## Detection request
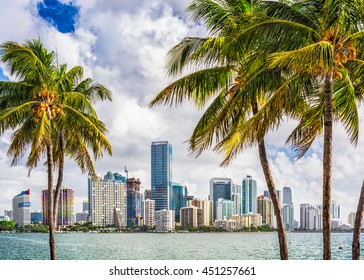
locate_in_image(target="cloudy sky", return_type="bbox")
[0,0,363,222]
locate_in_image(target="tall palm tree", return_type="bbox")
[149,0,309,260]
[230,0,364,259]
[0,39,112,260]
[352,180,364,260]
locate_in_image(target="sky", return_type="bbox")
[0,0,364,223]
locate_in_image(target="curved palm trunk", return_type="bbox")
[47,143,56,260]
[53,134,65,229]
[323,73,333,260]
[352,180,364,260]
[252,102,288,260]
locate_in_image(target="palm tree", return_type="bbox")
[352,180,364,260]
[0,39,112,259]
[149,0,308,260]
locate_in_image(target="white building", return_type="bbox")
[88,175,127,228]
[232,214,262,229]
[12,189,31,227]
[142,199,155,227]
[282,203,295,230]
[201,199,213,226]
[214,219,236,231]
[155,209,175,232]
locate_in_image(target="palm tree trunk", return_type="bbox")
[53,134,65,228]
[352,180,364,260]
[323,72,333,260]
[252,102,288,260]
[47,143,56,260]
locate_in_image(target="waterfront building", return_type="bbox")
[42,187,74,226]
[151,141,172,211]
[144,189,152,200]
[331,200,340,220]
[76,212,88,223]
[347,211,364,229]
[88,173,127,228]
[300,204,322,230]
[210,178,232,219]
[216,198,234,220]
[201,199,213,226]
[126,178,142,226]
[263,189,282,211]
[282,203,295,230]
[180,206,203,228]
[155,209,175,232]
[4,210,13,221]
[257,195,273,226]
[283,187,293,205]
[214,219,236,231]
[232,214,262,229]
[170,182,188,221]
[12,189,31,227]
[30,211,43,223]
[242,175,257,214]
[82,200,88,213]
[141,199,155,227]
[331,219,342,229]
[231,184,242,215]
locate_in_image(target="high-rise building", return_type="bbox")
[331,200,340,219]
[170,182,187,221]
[88,173,127,228]
[180,206,203,228]
[282,203,294,230]
[214,219,236,231]
[187,198,202,208]
[210,178,232,219]
[263,189,282,209]
[42,187,74,226]
[201,199,213,226]
[151,141,172,211]
[232,184,242,215]
[283,186,293,205]
[242,175,257,214]
[4,210,13,221]
[31,211,43,223]
[126,178,142,226]
[216,198,234,220]
[257,195,273,226]
[347,211,364,228]
[144,189,152,200]
[155,209,175,232]
[12,189,31,227]
[300,204,322,230]
[82,200,88,213]
[142,199,155,227]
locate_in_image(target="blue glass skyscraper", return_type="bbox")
[151,141,172,211]
[170,182,188,221]
[242,175,257,214]
[209,178,232,220]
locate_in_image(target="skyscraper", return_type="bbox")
[201,199,213,226]
[88,173,127,227]
[126,178,142,226]
[12,189,31,227]
[232,184,242,215]
[42,187,74,226]
[142,199,155,227]
[210,178,232,220]
[257,195,274,226]
[242,175,257,214]
[170,182,188,221]
[216,198,234,220]
[282,203,294,230]
[283,186,293,205]
[151,141,172,211]
[82,200,88,213]
[331,200,340,219]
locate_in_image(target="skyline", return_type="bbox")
[0,0,364,223]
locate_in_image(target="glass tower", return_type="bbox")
[241,175,257,214]
[209,178,232,220]
[151,141,172,211]
[170,182,188,221]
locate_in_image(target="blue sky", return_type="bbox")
[0,0,363,221]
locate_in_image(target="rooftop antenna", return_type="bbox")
[124,166,128,179]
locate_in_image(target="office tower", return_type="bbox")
[76,212,88,223]
[126,178,142,226]
[82,200,88,213]
[180,206,203,228]
[216,198,234,220]
[242,175,257,214]
[142,199,155,227]
[170,182,187,221]
[4,210,13,221]
[201,199,213,226]
[151,141,172,211]
[144,189,152,200]
[12,190,31,227]
[42,187,74,226]
[231,184,242,215]
[283,186,293,205]
[331,200,340,219]
[155,209,175,232]
[257,195,274,226]
[300,203,309,229]
[88,173,127,227]
[210,178,232,219]
[282,203,294,230]
[30,211,43,223]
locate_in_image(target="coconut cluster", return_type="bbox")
[31,89,63,123]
